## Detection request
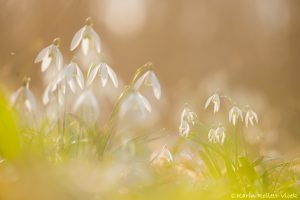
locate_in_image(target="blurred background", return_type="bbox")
[0,0,299,154]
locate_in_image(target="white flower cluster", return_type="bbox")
[204,92,258,127]
[204,91,259,144]
[11,18,162,125]
[177,91,259,145]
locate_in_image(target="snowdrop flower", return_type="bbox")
[43,62,84,105]
[73,90,99,123]
[245,109,258,127]
[179,120,190,137]
[62,61,84,91]
[119,92,151,118]
[134,70,161,100]
[180,105,197,125]
[150,145,173,166]
[70,17,101,55]
[204,92,220,113]
[34,38,63,72]
[179,105,197,137]
[11,77,37,112]
[208,126,226,144]
[43,76,65,105]
[229,106,243,126]
[86,62,118,87]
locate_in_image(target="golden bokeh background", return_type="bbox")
[0,0,299,153]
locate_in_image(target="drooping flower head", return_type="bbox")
[229,106,243,126]
[208,126,226,144]
[179,104,197,137]
[179,120,190,138]
[150,145,173,166]
[180,104,197,125]
[72,89,99,123]
[62,61,85,91]
[119,91,151,118]
[134,70,161,100]
[86,62,118,88]
[204,92,221,113]
[245,109,258,127]
[11,77,37,113]
[43,62,84,105]
[70,17,101,55]
[34,38,63,72]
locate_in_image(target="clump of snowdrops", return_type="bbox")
[0,18,299,200]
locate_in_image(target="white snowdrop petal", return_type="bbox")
[100,64,109,87]
[72,91,86,112]
[107,65,118,88]
[86,65,100,86]
[133,72,148,91]
[179,120,190,137]
[25,88,36,112]
[229,108,234,123]
[10,87,23,106]
[245,112,249,127]
[119,93,134,117]
[88,91,99,113]
[70,26,86,51]
[180,108,186,122]
[137,92,152,113]
[34,46,50,63]
[81,37,89,55]
[41,54,52,72]
[204,95,214,110]
[68,79,77,92]
[253,111,258,123]
[55,47,63,70]
[43,83,52,105]
[151,72,161,99]
[25,99,32,112]
[75,65,84,89]
[90,27,101,53]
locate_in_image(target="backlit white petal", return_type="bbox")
[90,27,101,53]
[43,83,52,105]
[204,95,214,110]
[41,54,52,72]
[133,72,148,91]
[34,46,50,63]
[68,79,77,92]
[86,64,100,86]
[10,87,23,106]
[73,90,100,123]
[55,47,63,70]
[179,120,190,137]
[137,92,151,113]
[107,65,118,88]
[229,107,234,123]
[245,113,249,127]
[99,63,109,87]
[75,65,84,89]
[253,111,258,123]
[25,88,36,112]
[70,26,86,51]
[150,72,161,99]
[81,37,89,55]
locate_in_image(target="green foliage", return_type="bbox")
[0,90,20,160]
